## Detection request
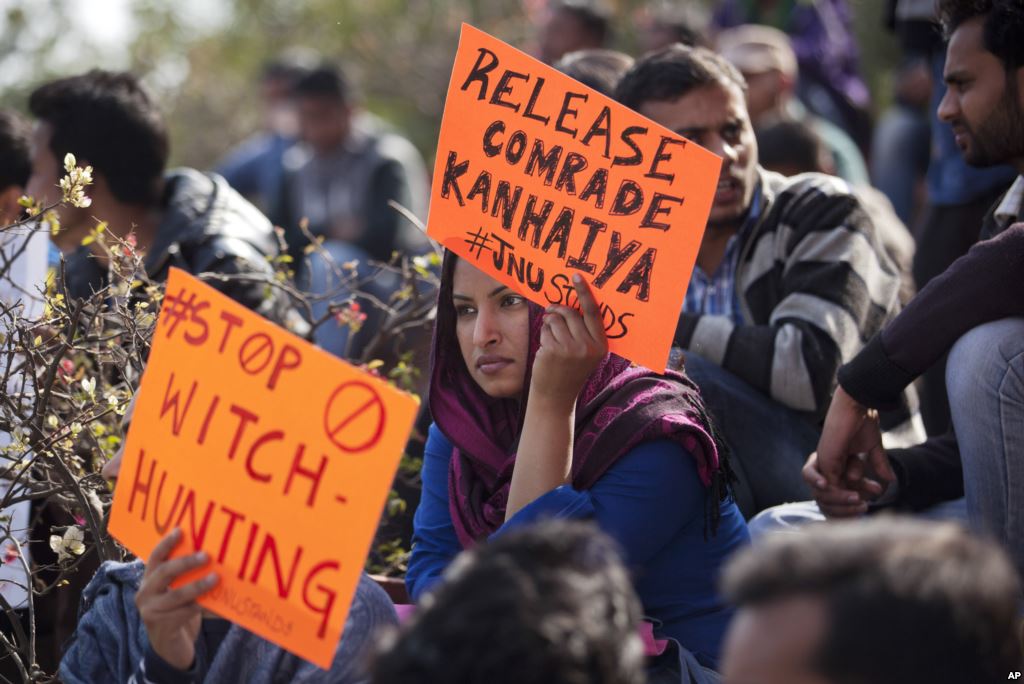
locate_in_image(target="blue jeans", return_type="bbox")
[946,318,1024,580]
[683,353,819,519]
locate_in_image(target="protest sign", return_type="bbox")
[108,268,419,668]
[427,24,721,370]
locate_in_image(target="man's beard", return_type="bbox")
[962,81,1024,167]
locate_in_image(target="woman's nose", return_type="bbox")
[472,308,500,348]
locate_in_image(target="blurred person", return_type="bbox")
[614,46,921,518]
[405,253,749,675]
[374,521,647,684]
[803,0,1024,582]
[270,62,428,357]
[636,1,710,52]
[537,0,612,65]
[553,49,634,96]
[0,109,49,682]
[61,401,397,683]
[721,518,1022,684]
[757,120,915,304]
[216,49,318,212]
[711,0,873,152]
[26,70,297,326]
[716,24,869,186]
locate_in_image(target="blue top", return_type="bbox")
[407,423,751,668]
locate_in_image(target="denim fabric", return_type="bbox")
[746,498,969,540]
[682,352,819,518]
[946,318,1024,580]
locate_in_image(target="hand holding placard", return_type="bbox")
[427,24,721,370]
[108,268,419,669]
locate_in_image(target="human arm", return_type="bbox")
[676,187,902,415]
[839,222,1024,410]
[406,424,464,602]
[356,160,408,263]
[505,275,607,520]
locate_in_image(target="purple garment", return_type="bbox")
[713,0,869,110]
[429,252,730,547]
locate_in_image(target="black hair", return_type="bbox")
[372,521,646,684]
[554,49,635,96]
[723,518,1022,684]
[0,110,31,191]
[261,48,319,85]
[29,70,168,207]
[938,0,1024,70]
[292,64,353,104]
[645,2,710,48]
[614,44,746,111]
[756,120,831,175]
[551,0,613,46]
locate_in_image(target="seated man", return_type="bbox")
[26,70,297,328]
[720,518,1021,684]
[613,46,921,517]
[371,520,647,684]
[806,0,1024,578]
[61,401,397,683]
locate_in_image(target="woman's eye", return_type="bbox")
[455,305,475,317]
[502,294,525,307]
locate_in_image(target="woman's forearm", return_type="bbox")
[505,393,575,520]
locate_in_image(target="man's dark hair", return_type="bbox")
[723,518,1022,684]
[552,0,612,46]
[938,0,1024,70]
[261,48,318,85]
[372,521,645,684]
[292,64,353,104]
[614,44,746,111]
[0,110,31,191]
[29,70,168,207]
[554,49,635,96]
[756,120,830,174]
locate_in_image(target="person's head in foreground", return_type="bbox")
[27,69,169,251]
[614,45,757,236]
[373,520,645,684]
[537,0,612,65]
[553,49,635,97]
[0,110,32,225]
[720,518,1022,684]
[937,0,1024,170]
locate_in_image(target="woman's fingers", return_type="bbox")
[571,274,606,344]
[145,550,211,595]
[543,310,573,346]
[144,528,183,576]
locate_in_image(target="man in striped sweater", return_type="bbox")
[615,46,922,518]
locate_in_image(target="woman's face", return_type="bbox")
[452,259,530,399]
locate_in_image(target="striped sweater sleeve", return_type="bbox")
[677,176,902,417]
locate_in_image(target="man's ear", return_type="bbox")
[0,185,25,226]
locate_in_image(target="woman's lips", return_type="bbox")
[476,356,513,375]
[715,177,741,204]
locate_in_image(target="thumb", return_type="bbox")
[867,443,896,485]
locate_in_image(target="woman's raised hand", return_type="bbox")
[531,274,608,408]
[135,528,219,671]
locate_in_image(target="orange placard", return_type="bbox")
[427,24,721,371]
[108,268,419,669]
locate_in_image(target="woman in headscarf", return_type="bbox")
[406,253,749,672]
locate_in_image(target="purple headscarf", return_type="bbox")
[429,252,733,548]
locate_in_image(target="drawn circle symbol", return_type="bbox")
[323,381,387,453]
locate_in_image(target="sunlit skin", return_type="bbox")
[721,596,833,684]
[938,17,1024,171]
[639,82,760,274]
[452,258,531,399]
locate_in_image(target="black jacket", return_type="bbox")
[63,168,297,327]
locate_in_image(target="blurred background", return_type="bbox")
[0,0,900,173]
